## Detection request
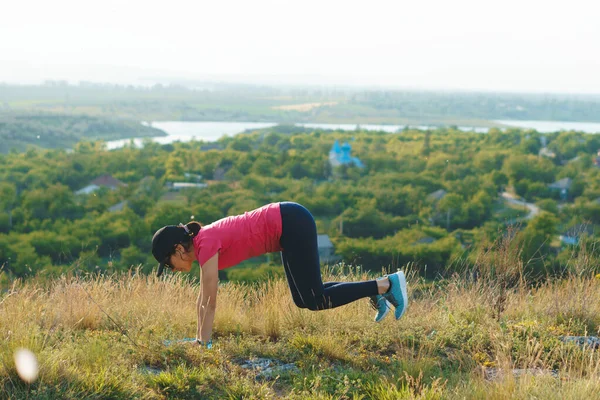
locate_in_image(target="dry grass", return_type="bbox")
[1,257,600,398]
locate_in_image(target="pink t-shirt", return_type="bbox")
[193,203,283,270]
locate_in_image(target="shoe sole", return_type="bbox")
[374,299,393,322]
[396,271,408,320]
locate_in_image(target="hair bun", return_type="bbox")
[186,221,202,238]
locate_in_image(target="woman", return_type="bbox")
[151,202,408,348]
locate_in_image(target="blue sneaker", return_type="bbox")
[383,271,408,320]
[370,295,393,322]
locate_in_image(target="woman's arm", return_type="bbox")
[197,253,219,343]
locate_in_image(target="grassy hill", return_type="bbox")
[2,250,600,399]
[0,113,166,153]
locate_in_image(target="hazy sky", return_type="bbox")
[2,0,599,93]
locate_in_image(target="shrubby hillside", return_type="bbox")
[1,125,599,283]
[0,113,165,153]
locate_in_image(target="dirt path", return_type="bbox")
[501,192,540,220]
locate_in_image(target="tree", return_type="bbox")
[490,171,508,192]
[514,179,530,198]
[120,245,147,270]
[474,151,506,174]
[437,193,463,230]
[21,184,82,221]
[520,136,542,155]
[165,154,185,181]
[519,213,558,276]
[128,194,155,217]
[421,130,431,156]
[251,157,273,176]
[464,191,493,228]
[0,182,17,230]
[504,154,555,184]
[7,240,52,277]
[536,199,558,214]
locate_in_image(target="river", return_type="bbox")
[105,120,600,150]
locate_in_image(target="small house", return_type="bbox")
[108,201,128,213]
[415,236,436,245]
[329,141,364,169]
[170,182,208,190]
[539,147,556,159]
[75,174,126,195]
[427,189,447,203]
[317,234,341,264]
[560,224,596,246]
[184,173,203,182]
[548,178,572,201]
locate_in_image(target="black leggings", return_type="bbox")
[279,202,378,310]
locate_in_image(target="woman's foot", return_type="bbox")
[370,295,392,322]
[382,271,408,320]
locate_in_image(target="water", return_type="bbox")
[299,123,489,133]
[104,120,600,150]
[494,120,600,133]
[106,121,277,150]
[105,121,488,150]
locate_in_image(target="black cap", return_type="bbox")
[152,225,186,277]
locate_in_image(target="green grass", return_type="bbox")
[1,257,600,399]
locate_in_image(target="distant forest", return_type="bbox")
[2,82,600,125]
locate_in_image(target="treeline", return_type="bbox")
[352,91,600,122]
[0,114,165,153]
[1,125,600,283]
[3,83,600,124]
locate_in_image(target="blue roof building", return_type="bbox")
[329,140,364,168]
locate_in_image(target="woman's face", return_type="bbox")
[168,244,194,273]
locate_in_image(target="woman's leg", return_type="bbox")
[281,252,306,308]
[279,202,379,310]
[281,251,343,309]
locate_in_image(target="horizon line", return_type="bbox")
[2,79,600,97]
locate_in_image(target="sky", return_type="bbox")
[1,0,599,93]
